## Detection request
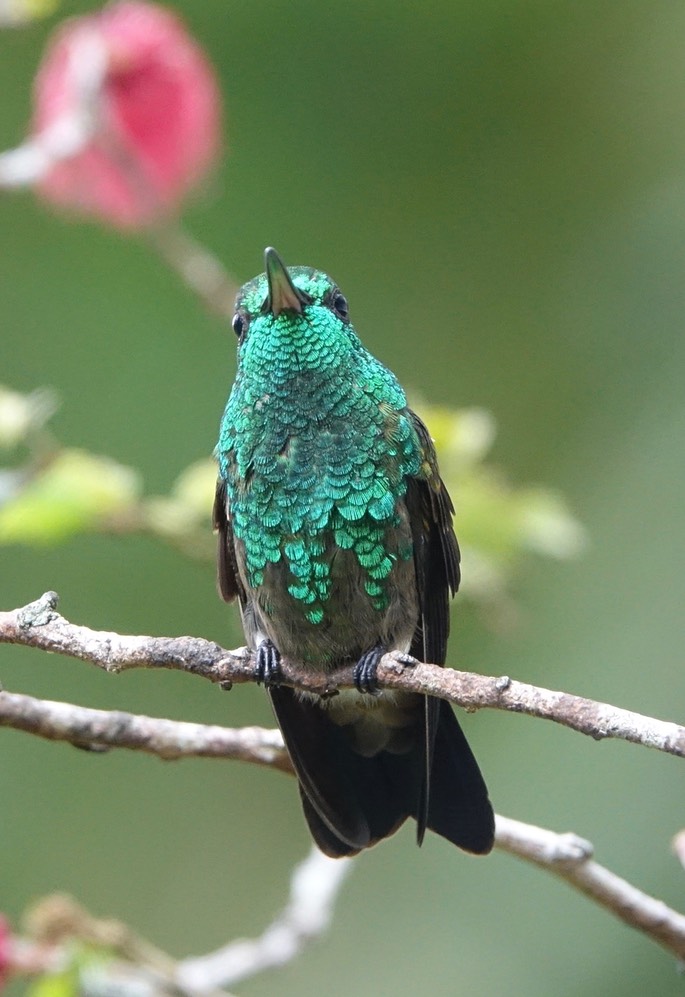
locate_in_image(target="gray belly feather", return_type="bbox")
[235,529,422,758]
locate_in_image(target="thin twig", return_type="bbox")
[1,592,684,759]
[496,816,685,961]
[11,817,685,986]
[19,893,235,997]
[0,689,291,772]
[145,222,239,320]
[5,849,352,995]
[177,847,354,992]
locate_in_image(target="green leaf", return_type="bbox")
[0,449,141,544]
[27,968,78,997]
[143,458,215,537]
[413,400,586,620]
[0,0,59,28]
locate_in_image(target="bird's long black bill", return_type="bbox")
[264,247,310,316]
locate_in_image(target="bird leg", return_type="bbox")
[353,644,385,695]
[255,639,282,687]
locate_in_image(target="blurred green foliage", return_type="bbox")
[0,0,58,28]
[2,2,685,996]
[0,447,141,544]
[28,954,90,997]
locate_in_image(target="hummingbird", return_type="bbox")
[214,248,495,857]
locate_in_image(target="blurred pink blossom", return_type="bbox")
[0,915,11,990]
[31,1,222,228]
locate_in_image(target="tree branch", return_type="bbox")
[3,593,685,969]
[177,846,353,992]
[13,848,352,997]
[2,591,684,759]
[496,816,685,961]
[0,689,291,773]
[11,820,685,990]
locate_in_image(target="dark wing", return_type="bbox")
[405,409,460,668]
[212,478,243,604]
[405,410,493,854]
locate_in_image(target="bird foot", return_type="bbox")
[390,650,419,669]
[255,640,282,687]
[353,644,385,695]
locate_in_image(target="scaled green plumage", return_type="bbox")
[217,266,421,624]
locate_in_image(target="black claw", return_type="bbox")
[353,645,384,695]
[255,640,282,687]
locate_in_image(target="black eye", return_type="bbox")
[232,313,246,339]
[332,291,349,320]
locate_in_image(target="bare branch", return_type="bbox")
[18,893,235,997]
[145,222,238,320]
[177,847,354,992]
[7,849,353,996]
[672,830,685,873]
[3,594,685,970]
[2,592,685,759]
[496,816,685,961]
[0,690,291,773]
[11,818,685,989]
[0,592,251,681]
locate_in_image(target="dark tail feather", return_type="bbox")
[298,788,362,858]
[268,686,418,857]
[424,698,495,854]
[269,686,494,857]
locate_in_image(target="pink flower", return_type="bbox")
[0,915,11,990]
[31,1,222,228]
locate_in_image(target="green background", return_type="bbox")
[2,1,685,994]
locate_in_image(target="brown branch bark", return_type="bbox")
[2,591,684,759]
[0,689,291,772]
[496,816,685,961]
[3,593,685,968]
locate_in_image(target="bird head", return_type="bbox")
[230,248,356,373]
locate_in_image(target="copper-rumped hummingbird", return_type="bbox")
[214,248,494,857]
